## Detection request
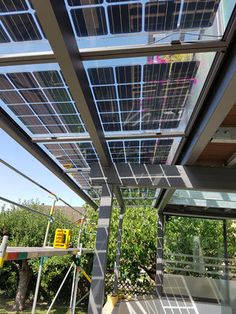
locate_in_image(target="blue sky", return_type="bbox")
[0,129,84,208]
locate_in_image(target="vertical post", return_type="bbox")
[223,219,231,312]
[156,213,164,297]
[223,220,229,280]
[0,235,8,268]
[113,206,125,295]
[71,217,85,313]
[31,199,56,314]
[88,184,113,314]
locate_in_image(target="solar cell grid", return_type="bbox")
[87,59,200,133]
[122,187,156,199]
[0,69,86,136]
[0,1,47,44]
[108,139,174,164]
[67,0,221,46]
[0,26,10,43]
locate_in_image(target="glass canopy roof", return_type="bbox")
[84,52,215,134]
[65,0,235,49]
[0,0,235,54]
[0,0,235,205]
[169,190,236,209]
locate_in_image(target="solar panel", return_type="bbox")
[121,187,156,199]
[71,7,107,37]
[108,139,175,164]
[43,141,98,169]
[0,1,28,12]
[85,56,205,134]
[0,0,49,54]
[0,67,86,136]
[108,3,142,34]
[66,0,226,49]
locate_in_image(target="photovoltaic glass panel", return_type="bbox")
[108,138,180,164]
[122,187,156,199]
[40,141,98,189]
[42,141,98,169]
[65,0,236,49]
[0,0,51,54]
[84,52,215,134]
[0,64,87,136]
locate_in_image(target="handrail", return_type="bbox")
[0,159,84,215]
[164,259,236,270]
[0,196,52,219]
[165,252,236,263]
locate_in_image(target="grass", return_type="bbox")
[0,296,86,313]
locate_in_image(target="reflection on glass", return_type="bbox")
[84,52,216,135]
[65,0,236,48]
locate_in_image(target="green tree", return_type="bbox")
[0,200,75,311]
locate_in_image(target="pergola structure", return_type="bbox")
[0,0,236,313]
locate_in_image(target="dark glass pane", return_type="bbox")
[20,89,47,103]
[116,65,141,83]
[96,100,118,112]
[143,63,170,82]
[93,86,116,100]
[30,103,55,115]
[60,114,82,125]
[0,26,10,43]
[145,1,180,32]
[7,72,38,89]
[0,0,28,12]
[88,67,114,85]
[52,102,77,114]
[118,84,141,99]
[1,13,42,41]
[44,88,71,102]
[71,7,107,37]
[68,0,103,5]
[108,4,142,34]
[34,71,64,87]
[40,115,62,125]
[0,74,13,90]
[120,99,141,111]
[181,1,220,28]
[8,104,34,116]
[0,90,25,104]
[170,61,199,80]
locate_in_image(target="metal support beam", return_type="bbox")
[80,41,227,61]
[179,40,236,165]
[0,42,226,67]
[0,109,97,209]
[32,131,185,144]
[90,162,236,192]
[113,206,125,295]
[211,127,236,144]
[164,204,236,220]
[32,0,125,209]
[156,214,164,296]
[223,219,231,313]
[88,184,113,314]
[0,51,55,67]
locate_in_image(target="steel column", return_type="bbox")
[88,184,113,314]
[156,214,164,296]
[113,206,125,294]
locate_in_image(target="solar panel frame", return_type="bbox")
[0,66,87,136]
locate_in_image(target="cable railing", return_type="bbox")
[164,252,236,279]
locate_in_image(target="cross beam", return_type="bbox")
[164,204,236,220]
[90,163,236,192]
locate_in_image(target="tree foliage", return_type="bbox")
[1,200,236,305]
